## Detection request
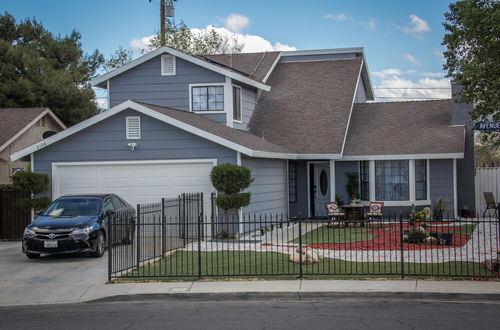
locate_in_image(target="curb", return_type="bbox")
[89,291,500,303]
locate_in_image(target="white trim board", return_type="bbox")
[0,108,67,153]
[10,100,293,161]
[91,46,271,92]
[341,153,464,160]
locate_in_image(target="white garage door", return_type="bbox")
[52,160,216,209]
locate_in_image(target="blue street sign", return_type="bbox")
[475,122,500,131]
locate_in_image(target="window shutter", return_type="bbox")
[126,116,141,139]
[161,54,176,76]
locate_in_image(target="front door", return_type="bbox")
[313,163,330,217]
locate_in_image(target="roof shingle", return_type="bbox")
[0,108,48,148]
[199,52,280,82]
[343,100,465,156]
[136,102,289,154]
[249,58,363,154]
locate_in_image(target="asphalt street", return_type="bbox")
[1,298,499,330]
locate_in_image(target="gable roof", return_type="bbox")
[91,46,272,91]
[11,100,296,162]
[342,100,465,159]
[0,107,66,153]
[199,52,281,83]
[249,58,363,156]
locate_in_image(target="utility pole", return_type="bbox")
[160,0,166,46]
[150,0,176,47]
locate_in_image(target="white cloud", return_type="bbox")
[130,34,155,51]
[129,26,296,53]
[94,97,107,110]
[368,19,377,30]
[399,14,430,39]
[223,13,250,32]
[419,72,445,78]
[373,68,450,101]
[372,68,404,79]
[403,53,421,65]
[323,13,350,21]
[433,48,446,63]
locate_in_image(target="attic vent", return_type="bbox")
[126,116,141,139]
[161,54,176,76]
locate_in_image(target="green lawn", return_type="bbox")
[290,225,376,244]
[120,250,493,281]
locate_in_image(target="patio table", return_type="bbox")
[342,205,365,226]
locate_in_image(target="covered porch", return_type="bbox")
[288,158,459,219]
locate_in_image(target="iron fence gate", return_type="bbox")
[109,200,500,280]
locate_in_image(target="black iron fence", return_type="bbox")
[109,199,500,280]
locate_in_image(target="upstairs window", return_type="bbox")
[126,116,141,139]
[233,86,242,122]
[192,86,224,111]
[161,54,176,76]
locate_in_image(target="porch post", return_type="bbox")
[329,160,336,202]
[369,160,376,201]
[453,158,457,219]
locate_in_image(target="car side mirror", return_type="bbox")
[34,210,42,217]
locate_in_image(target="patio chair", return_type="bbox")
[366,201,384,220]
[483,192,499,218]
[324,202,344,223]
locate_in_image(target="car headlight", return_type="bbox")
[70,226,93,237]
[23,228,36,237]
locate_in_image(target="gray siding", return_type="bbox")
[233,86,257,131]
[429,159,455,215]
[109,55,225,110]
[241,156,288,215]
[198,113,227,123]
[354,78,367,103]
[279,53,357,63]
[452,83,475,212]
[289,160,308,217]
[335,161,359,205]
[33,109,237,197]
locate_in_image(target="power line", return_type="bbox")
[373,87,450,90]
[374,96,449,99]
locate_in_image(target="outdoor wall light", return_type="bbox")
[128,142,138,151]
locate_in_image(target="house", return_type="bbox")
[0,108,66,184]
[10,46,475,220]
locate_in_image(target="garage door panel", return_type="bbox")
[54,161,215,211]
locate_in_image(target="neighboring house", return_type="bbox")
[0,108,66,184]
[11,46,475,221]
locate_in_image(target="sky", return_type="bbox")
[3,0,455,103]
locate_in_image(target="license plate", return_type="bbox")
[44,240,58,248]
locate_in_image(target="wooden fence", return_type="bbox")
[475,167,500,216]
[0,186,31,240]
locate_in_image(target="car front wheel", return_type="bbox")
[91,231,106,258]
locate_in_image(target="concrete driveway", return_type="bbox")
[0,242,108,306]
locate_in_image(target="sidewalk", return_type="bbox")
[3,279,499,307]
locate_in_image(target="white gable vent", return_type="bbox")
[126,116,141,139]
[161,54,176,76]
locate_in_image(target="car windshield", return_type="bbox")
[42,199,102,217]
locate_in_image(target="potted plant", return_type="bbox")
[345,172,360,204]
[432,197,448,221]
[459,204,469,218]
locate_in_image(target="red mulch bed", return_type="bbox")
[305,223,472,251]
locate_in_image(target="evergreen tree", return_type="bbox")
[0,12,104,126]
